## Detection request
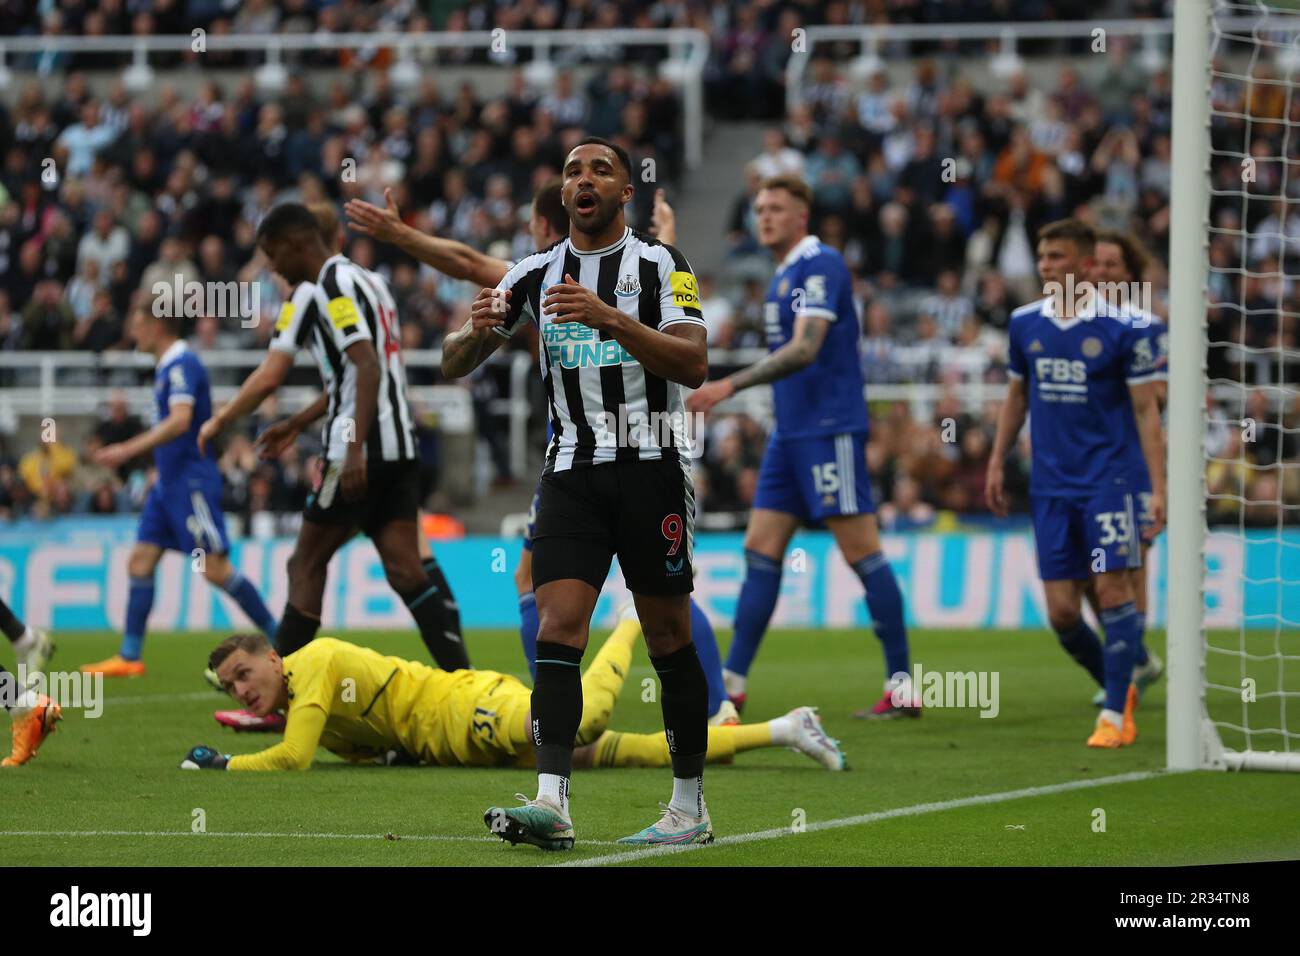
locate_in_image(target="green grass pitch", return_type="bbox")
[1,627,1297,867]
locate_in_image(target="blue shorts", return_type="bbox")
[522,481,541,552]
[137,480,231,555]
[1030,491,1141,581]
[754,431,875,524]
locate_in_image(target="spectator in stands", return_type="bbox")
[56,100,116,178]
[77,209,130,281]
[698,274,736,348]
[22,280,77,350]
[750,128,806,182]
[19,438,77,515]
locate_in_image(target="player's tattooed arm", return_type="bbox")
[688,313,828,414]
[441,288,509,379]
[346,189,509,288]
[986,377,1029,518]
[730,313,828,391]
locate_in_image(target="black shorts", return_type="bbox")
[303,458,420,538]
[531,456,695,597]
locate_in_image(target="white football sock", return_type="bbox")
[536,773,570,818]
[12,628,35,654]
[768,716,796,746]
[722,669,747,697]
[1100,708,1123,730]
[669,775,705,819]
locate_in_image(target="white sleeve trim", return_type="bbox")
[1126,372,1158,385]
[794,307,837,322]
[168,394,196,406]
[268,339,299,354]
[490,325,514,339]
[658,315,707,331]
[1006,369,1024,380]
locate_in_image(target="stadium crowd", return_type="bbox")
[0,0,1295,528]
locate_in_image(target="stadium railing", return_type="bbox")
[0,28,709,169]
[783,13,1294,105]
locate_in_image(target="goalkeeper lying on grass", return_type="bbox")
[181,607,845,773]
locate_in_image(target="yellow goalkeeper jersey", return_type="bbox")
[225,637,532,771]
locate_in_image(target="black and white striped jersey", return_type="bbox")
[269,254,416,462]
[491,227,705,474]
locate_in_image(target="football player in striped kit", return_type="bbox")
[442,138,713,849]
[199,204,468,683]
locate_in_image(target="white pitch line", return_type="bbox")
[550,769,1163,868]
[0,829,618,846]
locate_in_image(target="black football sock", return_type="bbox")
[0,597,26,643]
[275,604,321,656]
[651,643,709,783]
[531,641,583,781]
[401,571,470,670]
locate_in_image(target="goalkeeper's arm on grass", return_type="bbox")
[180,633,331,771]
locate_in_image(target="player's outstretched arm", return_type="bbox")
[441,287,510,379]
[223,706,329,771]
[254,392,328,460]
[687,312,829,413]
[986,377,1028,517]
[1129,380,1167,538]
[95,401,194,470]
[198,350,295,455]
[345,189,510,288]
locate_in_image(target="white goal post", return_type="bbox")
[1168,0,1300,772]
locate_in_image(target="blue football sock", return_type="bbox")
[518,591,539,680]
[221,571,278,645]
[724,549,783,678]
[1100,601,1141,713]
[1054,618,1105,687]
[689,598,726,717]
[121,575,154,661]
[852,552,910,681]
[1133,612,1150,666]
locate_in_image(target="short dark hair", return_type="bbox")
[1037,218,1096,254]
[209,632,273,672]
[533,177,567,235]
[1094,229,1150,281]
[256,202,324,245]
[141,302,181,337]
[571,136,632,184]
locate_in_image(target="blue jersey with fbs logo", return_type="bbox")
[765,236,869,439]
[1007,296,1161,497]
[152,340,219,487]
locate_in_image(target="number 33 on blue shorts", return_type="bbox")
[1030,491,1142,581]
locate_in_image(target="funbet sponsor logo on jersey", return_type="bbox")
[542,322,636,369]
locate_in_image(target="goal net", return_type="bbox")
[1169,0,1300,771]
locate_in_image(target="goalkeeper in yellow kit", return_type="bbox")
[179,609,845,778]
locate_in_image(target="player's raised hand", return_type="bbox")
[544,274,618,331]
[1144,490,1166,541]
[985,459,1009,518]
[345,188,404,244]
[470,287,509,332]
[650,188,676,242]
[180,745,229,770]
[341,444,368,502]
[93,443,131,470]
[686,378,735,415]
[254,418,301,460]
[196,416,223,456]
